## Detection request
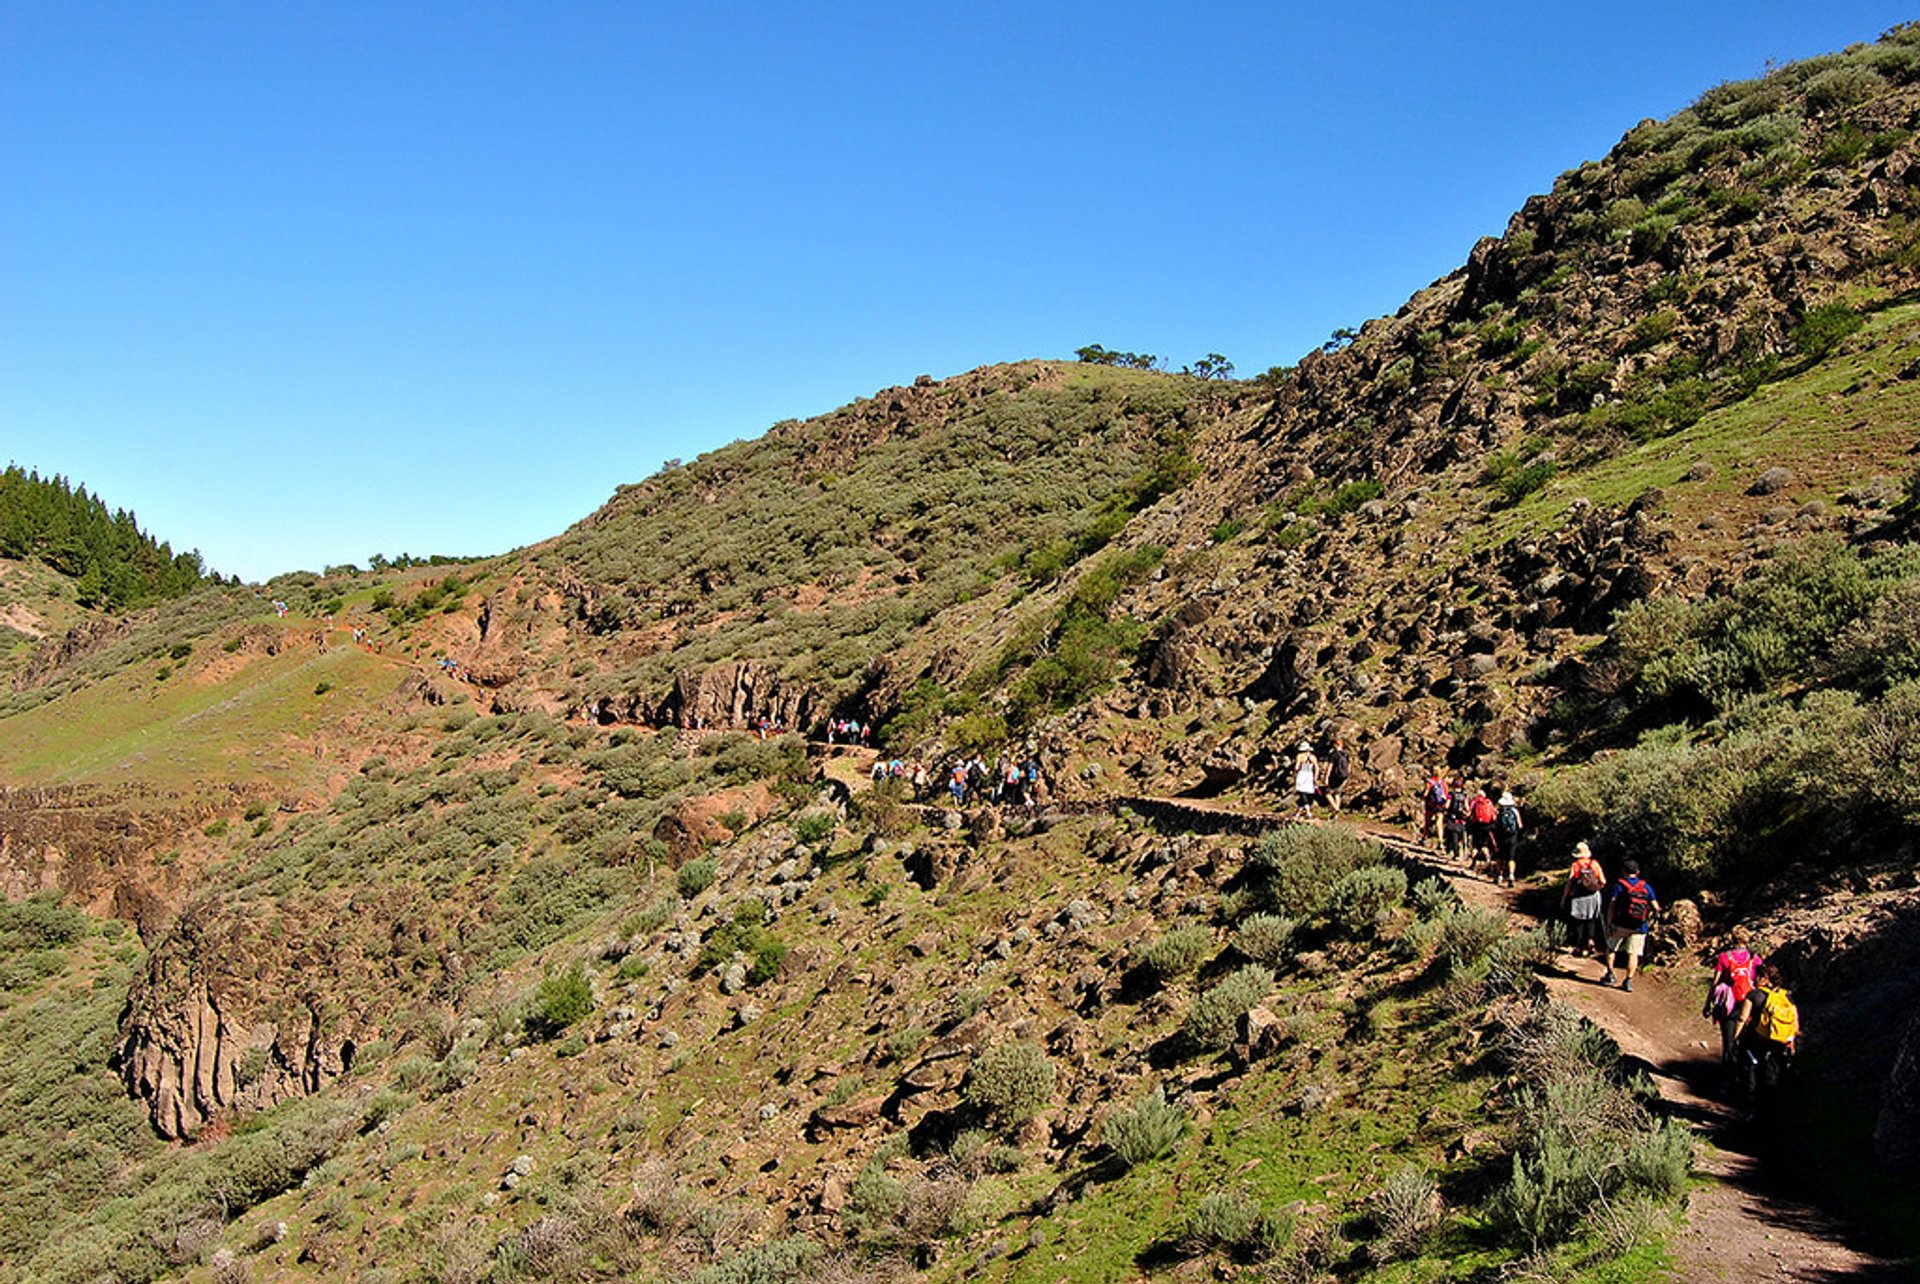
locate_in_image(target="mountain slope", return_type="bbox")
[3,25,1920,1284]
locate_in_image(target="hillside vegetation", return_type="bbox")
[2,25,1920,1284]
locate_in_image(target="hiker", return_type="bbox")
[949,763,968,807]
[1421,768,1450,846]
[1738,964,1799,1116]
[1292,741,1319,819]
[1705,936,1765,1076]
[1492,790,1524,887]
[1601,858,1660,992]
[1323,736,1352,816]
[1443,779,1472,865]
[1561,841,1607,956]
[911,760,928,801]
[1467,786,1499,872]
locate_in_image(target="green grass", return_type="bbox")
[1484,302,1920,545]
[0,641,400,787]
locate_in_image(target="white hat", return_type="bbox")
[1573,840,1591,859]
[1498,792,1516,806]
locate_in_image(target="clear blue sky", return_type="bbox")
[4,2,1914,581]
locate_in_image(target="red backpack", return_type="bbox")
[1716,948,1758,1002]
[1470,795,1497,825]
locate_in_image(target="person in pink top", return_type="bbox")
[1704,933,1764,1072]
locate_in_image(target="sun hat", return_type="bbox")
[1572,841,1591,859]
[1498,791,1516,806]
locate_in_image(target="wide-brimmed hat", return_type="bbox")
[1499,791,1517,806]
[1297,741,1311,751]
[1572,841,1591,859]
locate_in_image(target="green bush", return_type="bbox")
[0,892,87,950]
[1134,922,1212,980]
[1247,826,1386,915]
[1233,913,1298,967]
[524,963,593,1041]
[1487,1003,1693,1251]
[688,1236,822,1284]
[1323,864,1407,936]
[1370,1165,1442,1261]
[677,858,718,898]
[1182,965,1274,1050]
[1791,302,1865,361]
[1177,1187,1292,1258]
[791,811,835,845]
[1101,1087,1188,1169]
[964,1040,1055,1124]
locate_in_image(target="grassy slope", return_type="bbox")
[0,639,399,787]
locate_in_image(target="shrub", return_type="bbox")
[688,1236,822,1284]
[676,858,718,898]
[1101,1087,1188,1169]
[1180,1188,1261,1252]
[1233,913,1297,966]
[791,811,835,845]
[1791,302,1864,361]
[1370,1165,1442,1261]
[524,963,593,1041]
[1182,965,1274,1051]
[1134,922,1212,980]
[1323,864,1406,936]
[1487,1002,1694,1251]
[1805,64,1885,113]
[1248,826,1385,915]
[1410,876,1455,919]
[963,1041,1055,1125]
[1177,1188,1292,1258]
[1434,904,1509,974]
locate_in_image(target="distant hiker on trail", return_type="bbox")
[1421,769,1450,846]
[1492,790,1524,887]
[911,760,929,801]
[1705,935,1765,1075]
[1467,786,1499,872]
[1323,736,1351,816]
[949,763,968,807]
[1292,741,1319,819]
[1443,779,1472,865]
[1601,858,1660,992]
[1739,963,1799,1117]
[1561,841,1607,957]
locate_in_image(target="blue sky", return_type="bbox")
[4,2,1915,581]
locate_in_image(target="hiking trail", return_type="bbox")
[1067,784,1908,1281]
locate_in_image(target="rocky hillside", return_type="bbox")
[2,26,1920,1284]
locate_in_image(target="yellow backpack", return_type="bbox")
[1755,988,1799,1045]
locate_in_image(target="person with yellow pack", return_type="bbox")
[1738,961,1800,1118]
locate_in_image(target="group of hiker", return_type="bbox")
[1418,768,1526,887]
[1549,837,1798,1114]
[825,718,872,746]
[943,754,1043,808]
[1398,754,1802,1118]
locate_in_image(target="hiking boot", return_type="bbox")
[1622,977,1634,993]
[1600,970,1617,986]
